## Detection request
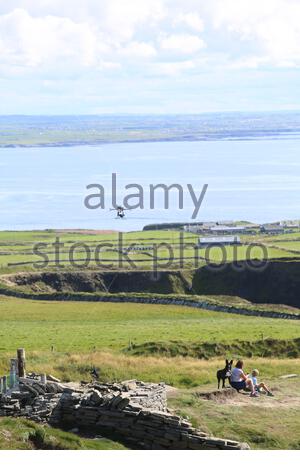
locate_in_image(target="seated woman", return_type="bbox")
[230,360,259,397]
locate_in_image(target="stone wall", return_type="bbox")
[50,380,249,450]
[0,282,298,320]
[0,376,249,450]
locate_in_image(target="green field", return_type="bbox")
[0,229,298,271]
[269,241,300,252]
[1,228,300,450]
[0,293,300,450]
[0,295,299,351]
[0,295,299,382]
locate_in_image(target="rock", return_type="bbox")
[89,390,103,406]
[19,382,39,398]
[45,382,65,393]
[121,380,137,391]
[279,374,297,379]
[117,397,130,410]
[46,374,61,383]
[196,388,238,401]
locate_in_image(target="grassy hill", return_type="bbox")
[0,417,126,450]
[1,229,300,449]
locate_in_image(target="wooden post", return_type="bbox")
[17,348,26,378]
[0,377,3,393]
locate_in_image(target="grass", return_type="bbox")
[0,295,299,388]
[0,296,299,355]
[1,349,300,387]
[269,241,300,251]
[0,417,126,450]
[1,354,300,450]
[169,377,300,449]
[0,291,299,449]
[0,228,300,449]
[128,338,300,359]
[0,229,299,271]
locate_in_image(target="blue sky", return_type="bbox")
[1,0,300,114]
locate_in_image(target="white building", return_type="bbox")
[198,236,241,247]
[209,225,248,234]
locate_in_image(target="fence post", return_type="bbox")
[10,358,18,388]
[17,348,26,378]
[2,376,7,393]
[0,377,3,393]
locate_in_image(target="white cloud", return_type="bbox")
[153,59,196,76]
[0,0,300,82]
[213,0,300,64]
[0,8,105,68]
[227,56,269,69]
[159,33,205,55]
[97,0,166,42]
[119,41,156,59]
[173,12,204,32]
[0,2,165,71]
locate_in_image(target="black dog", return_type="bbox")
[90,366,100,381]
[217,359,233,389]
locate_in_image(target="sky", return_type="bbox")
[1,0,300,114]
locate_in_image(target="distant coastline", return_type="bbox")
[1,112,300,148]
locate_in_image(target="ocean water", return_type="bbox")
[0,138,299,231]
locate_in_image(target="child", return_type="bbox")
[248,369,274,396]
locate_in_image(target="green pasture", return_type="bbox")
[0,295,299,356]
[0,228,298,270]
[268,241,300,252]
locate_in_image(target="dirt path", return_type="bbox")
[197,377,300,409]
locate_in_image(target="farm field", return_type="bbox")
[268,241,300,251]
[0,294,300,450]
[0,229,299,271]
[1,228,300,450]
[262,231,300,242]
[0,295,300,379]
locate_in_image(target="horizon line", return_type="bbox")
[1,109,300,117]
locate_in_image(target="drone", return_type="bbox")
[110,206,131,219]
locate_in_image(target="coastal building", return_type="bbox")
[198,236,241,247]
[208,225,249,235]
[260,225,285,234]
[279,220,300,229]
[183,224,203,233]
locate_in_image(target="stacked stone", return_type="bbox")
[0,377,64,422]
[123,380,167,411]
[51,381,249,450]
[0,376,249,449]
[49,380,165,428]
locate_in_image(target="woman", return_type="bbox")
[230,360,259,397]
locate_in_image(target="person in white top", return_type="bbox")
[230,360,259,397]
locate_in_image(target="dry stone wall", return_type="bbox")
[0,376,249,450]
[0,281,298,320]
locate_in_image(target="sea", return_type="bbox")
[0,113,299,231]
